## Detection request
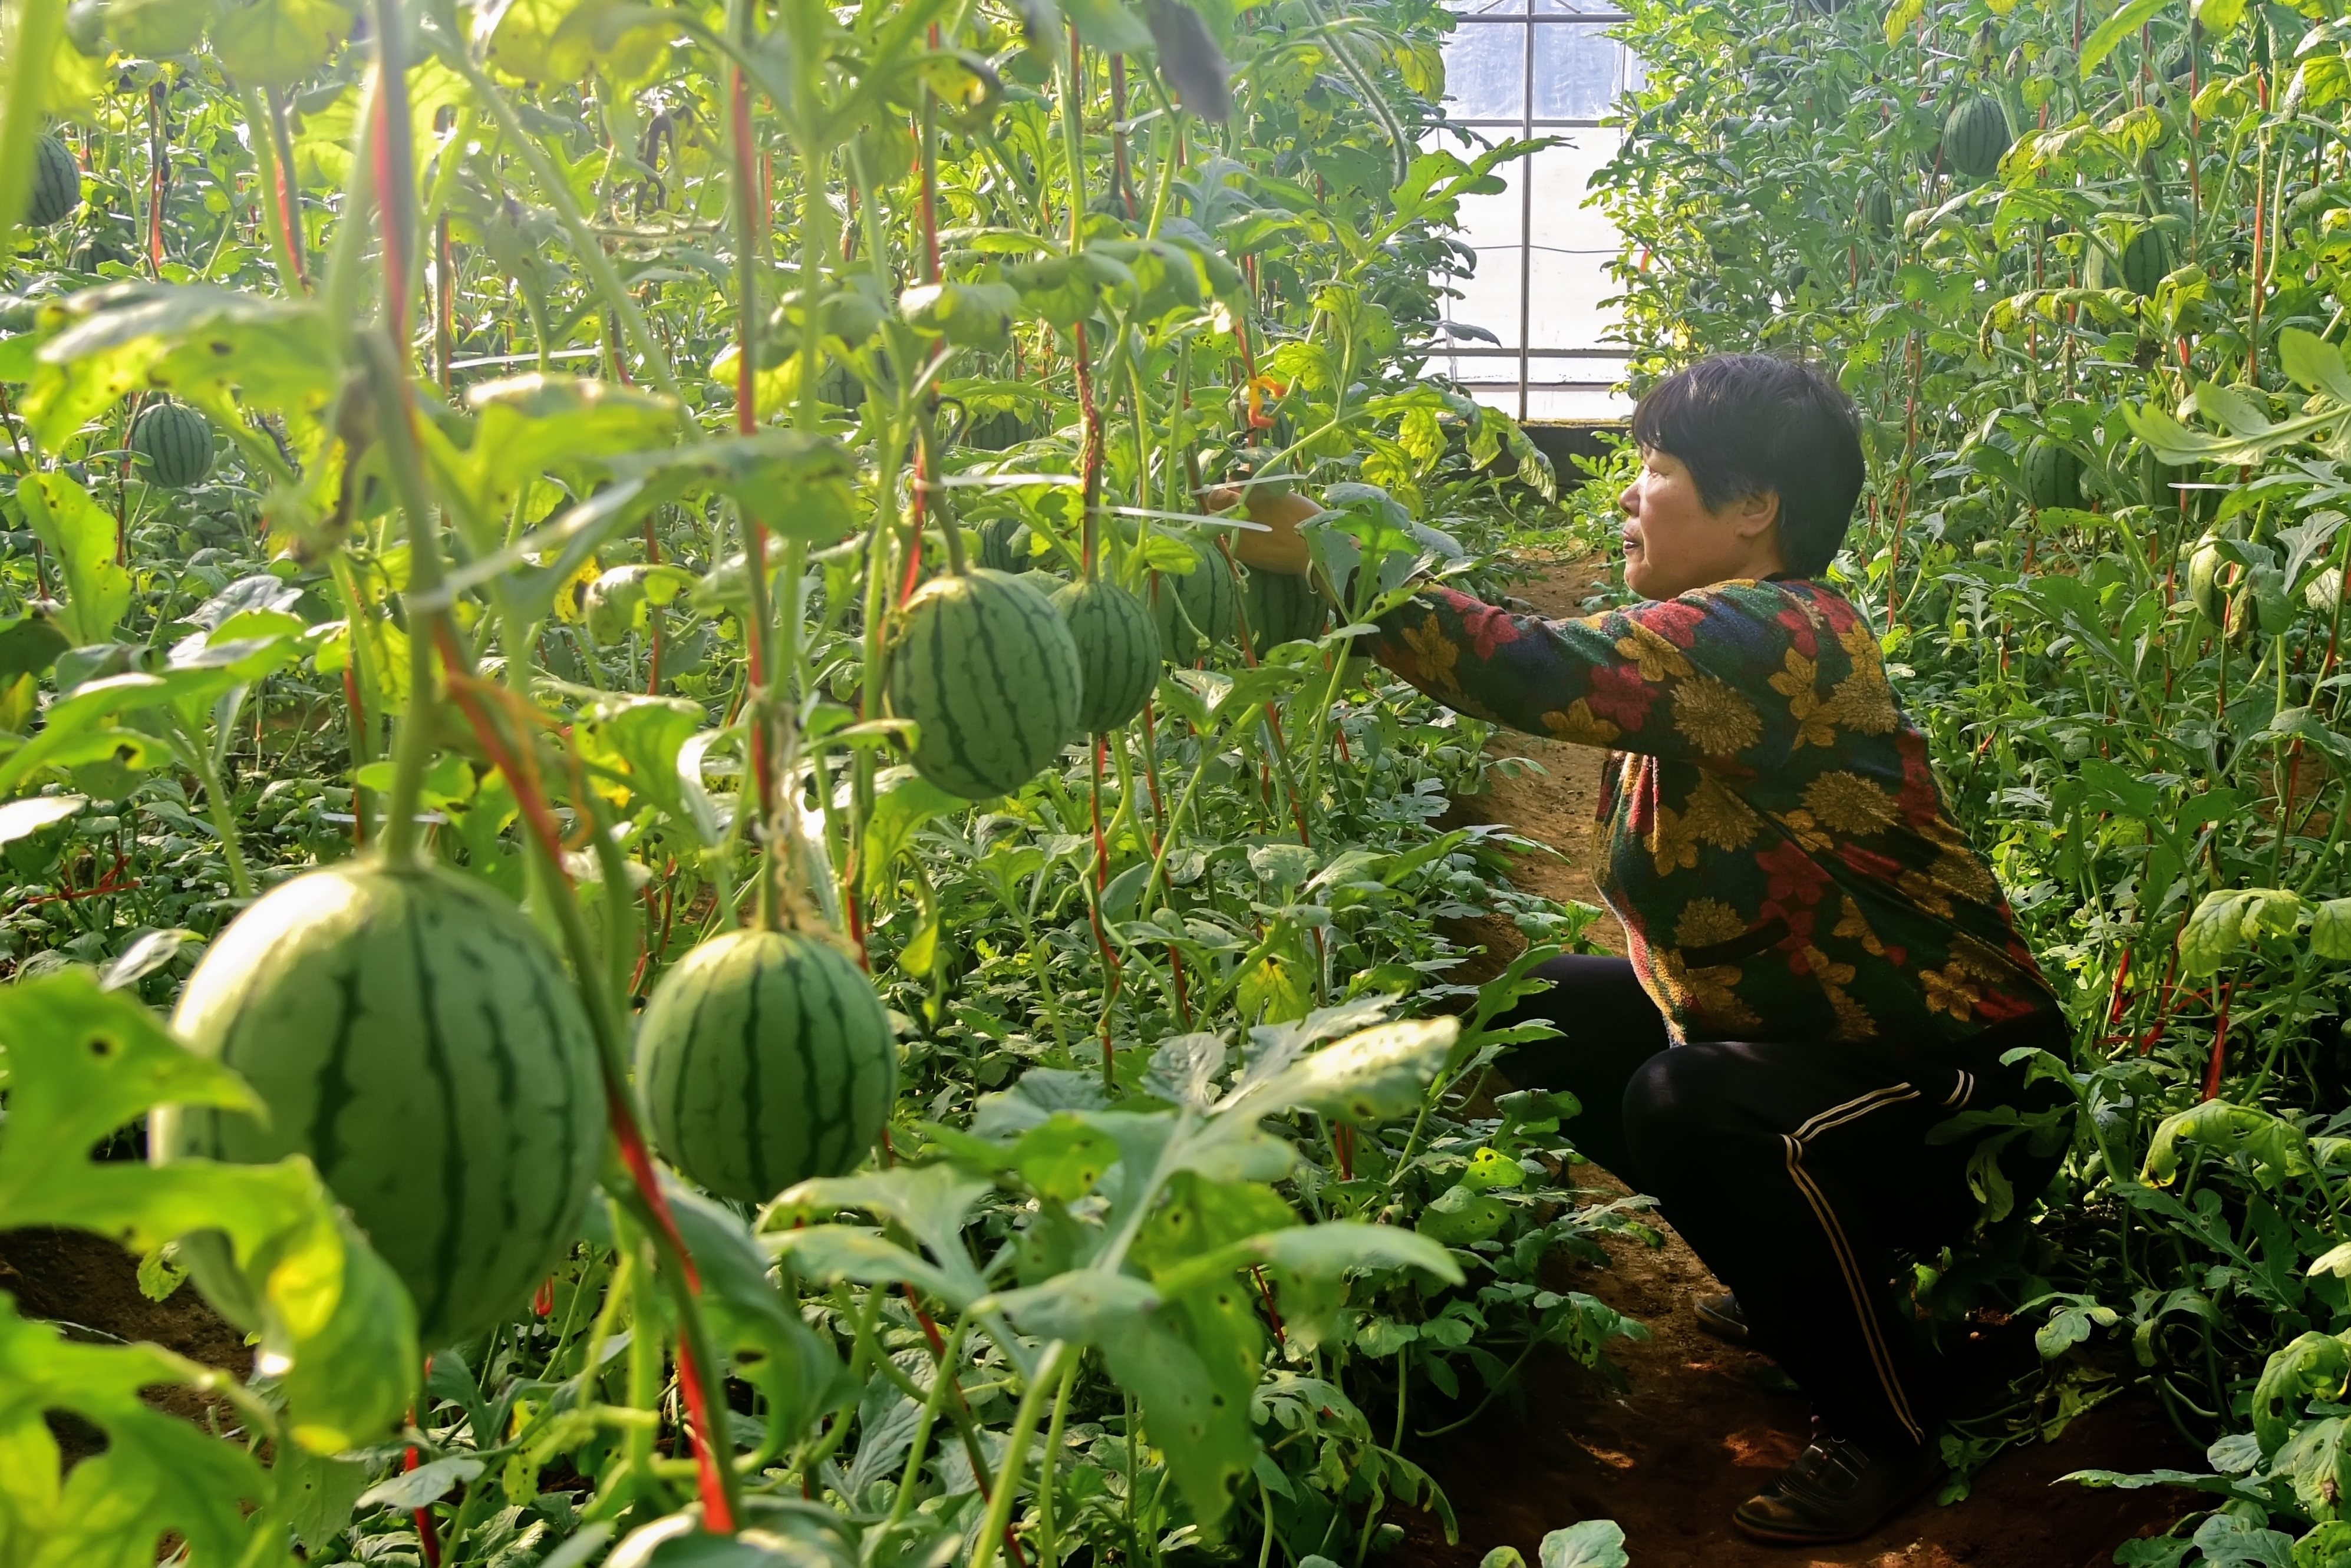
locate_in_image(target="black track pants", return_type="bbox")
[1492,955,2068,1451]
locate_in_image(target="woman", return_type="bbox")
[1232,354,2068,1546]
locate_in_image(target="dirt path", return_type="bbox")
[1403,554,2195,1567]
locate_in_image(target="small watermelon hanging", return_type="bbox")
[889,567,1083,799]
[1942,96,2012,181]
[2022,438,2080,511]
[1053,576,1160,735]
[28,133,80,228]
[131,400,216,489]
[636,927,898,1204]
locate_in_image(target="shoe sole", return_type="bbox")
[1727,1467,1944,1546]
[1694,1303,1749,1345]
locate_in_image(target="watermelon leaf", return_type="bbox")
[17,470,131,648]
[0,969,417,1461]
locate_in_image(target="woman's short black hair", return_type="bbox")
[1628,355,1867,577]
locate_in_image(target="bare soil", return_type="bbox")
[1404,553,2198,1567]
[0,1224,251,1455]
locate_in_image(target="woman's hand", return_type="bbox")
[1201,482,1320,576]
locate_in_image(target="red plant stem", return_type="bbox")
[2202,979,2235,1101]
[403,1405,444,1568]
[147,84,167,275]
[898,1284,1034,1568]
[370,68,410,351]
[1074,321,1103,570]
[1334,1121,1354,1181]
[1249,1265,1287,1348]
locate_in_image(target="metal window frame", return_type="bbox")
[1438,0,1632,419]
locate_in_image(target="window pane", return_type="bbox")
[1442,22,1524,120]
[1532,25,1623,120]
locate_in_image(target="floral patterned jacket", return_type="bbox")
[1373,577,2054,1052]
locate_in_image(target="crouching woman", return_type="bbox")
[1229,354,2072,1546]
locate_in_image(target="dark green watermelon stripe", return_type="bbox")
[449,904,526,1257]
[518,936,588,1245]
[404,896,467,1336]
[744,941,772,1202]
[305,959,369,1177]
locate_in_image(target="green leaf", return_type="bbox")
[2179,887,2306,976]
[1226,1017,1458,1124]
[1540,1521,1630,1568]
[2280,328,2351,405]
[862,767,965,900]
[2312,899,2351,961]
[23,284,338,447]
[0,970,418,1454]
[210,0,354,88]
[0,1296,271,1563]
[1102,1309,1257,1534]
[18,471,131,648]
[2080,0,2170,75]
[2142,1100,2314,1190]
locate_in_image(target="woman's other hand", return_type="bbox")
[1202,480,1319,576]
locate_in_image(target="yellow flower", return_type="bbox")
[1921,962,1983,1021]
[1831,895,1888,957]
[1769,648,1818,701]
[1676,896,1752,949]
[1925,848,2000,905]
[1658,950,1761,1031]
[1671,676,1763,757]
[1614,622,1693,682]
[1683,772,1761,851]
[1826,984,1877,1040]
[1646,803,1702,874]
[1895,869,1957,920]
[1543,699,1622,747]
[1775,649,1842,751]
[1402,620,1462,693]
[1803,771,1900,836]
[1780,808,1836,854]
[1825,623,1900,734]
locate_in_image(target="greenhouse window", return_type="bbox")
[1429,0,1638,424]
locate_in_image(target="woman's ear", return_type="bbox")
[1726,490,1781,541]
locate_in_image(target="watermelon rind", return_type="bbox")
[1244,567,1328,653]
[1943,95,2011,180]
[2022,437,2081,510]
[889,567,1083,800]
[152,861,606,1346]
[29,133,80,228]
[131,400,216,490]
[1053,576,1160,734]
[1150,546,1242,663]
[636,927,898,1204]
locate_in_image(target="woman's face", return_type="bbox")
[1615,447,1783,601]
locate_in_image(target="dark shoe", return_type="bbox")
[1730,1430,1944,1545]
[1696,1293,1750,1345]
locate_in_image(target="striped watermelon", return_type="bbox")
[1861,186,1895,237]
[29,133,79,228]
[1150,547,1241,663]
[980,517,1031,572]
[635,928,897,1203]
[1943,96,2011,180]
[2021,438,2080,510]
[131,400,215,489]
[889,567,1083,799]
[1244,568,1328,653]
[2088,226,2172,296]
[151,863,605,1346]
[1052,577,1160,734]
